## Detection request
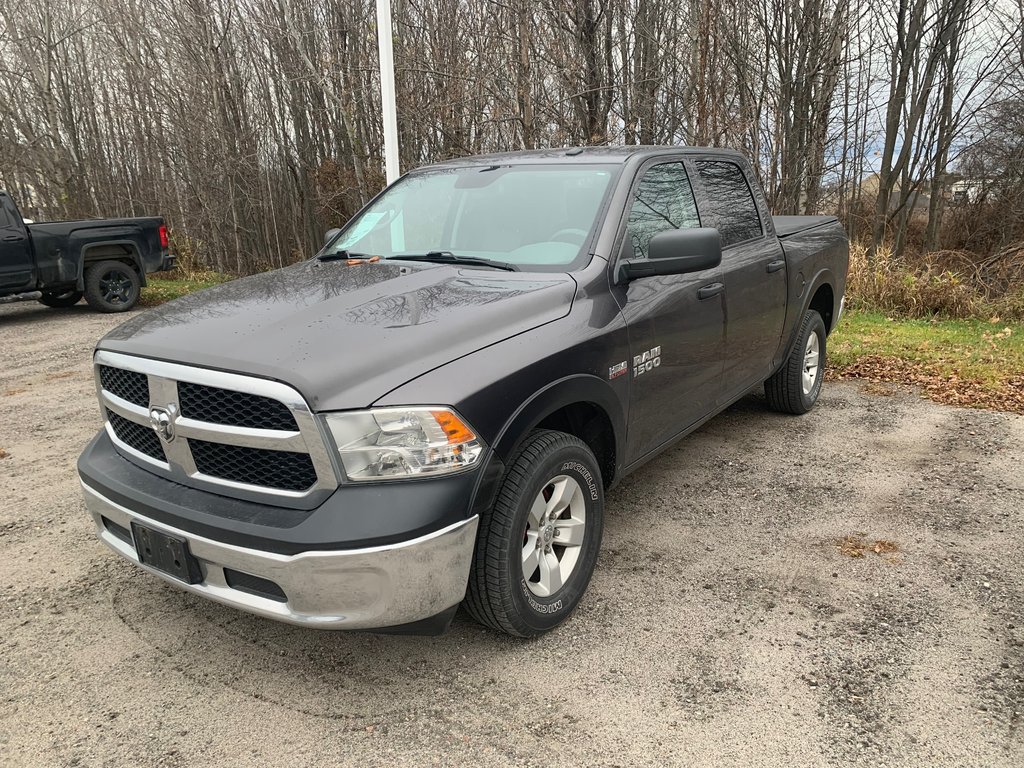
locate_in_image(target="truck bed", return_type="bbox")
[773,215,839,239]
[27,216,163,237]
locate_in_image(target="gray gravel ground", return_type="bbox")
[1,299,1023,767]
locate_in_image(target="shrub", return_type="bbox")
[846,242,1024,320]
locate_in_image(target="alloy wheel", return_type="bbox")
[522,475,586,597]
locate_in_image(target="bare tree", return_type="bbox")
[0,0,1019,273]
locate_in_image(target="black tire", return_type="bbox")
[83,260,140,312]
[38,289,83,308]
[765,309,827,414]
[464,429,604,637]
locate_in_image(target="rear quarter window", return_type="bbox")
[694,160,763,247]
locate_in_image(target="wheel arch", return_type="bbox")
[801,268,839,332]
[775,268,837,371]
[490,375,625,490]
[808,282,836,333]
[77,241,147,289]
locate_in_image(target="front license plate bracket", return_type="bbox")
[131,522,203,584]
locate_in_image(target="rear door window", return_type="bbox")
[694,160,763,247]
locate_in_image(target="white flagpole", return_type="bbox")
[376,0,400,185]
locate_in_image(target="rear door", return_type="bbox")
[613,159,725,463]
[0,195,35,291]
[692,158,786,395]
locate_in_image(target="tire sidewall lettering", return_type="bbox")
[520,579,564,614]
[560,460,599,501]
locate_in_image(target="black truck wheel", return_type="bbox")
[464,429,604,637]
[765,309,827,414]
[83,260,140,312]
[38,290,83,308]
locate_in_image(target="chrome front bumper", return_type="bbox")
[81,481,478,629]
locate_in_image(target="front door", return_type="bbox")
[0,195,34,291]
[613,160,726,464]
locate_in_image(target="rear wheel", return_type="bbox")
[765,309,826,414]
[38,289,83,308]
[83,260,140,312]
[464,430,604,637]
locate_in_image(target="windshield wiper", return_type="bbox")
[388,251,519,272]
[317,250,373,262]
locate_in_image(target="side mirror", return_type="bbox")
[324,228,341,246]
[618,227,722,282]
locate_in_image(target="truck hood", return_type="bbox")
[98,260,576,410]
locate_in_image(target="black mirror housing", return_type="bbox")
[324,228,342,246]
[618,227,722,282]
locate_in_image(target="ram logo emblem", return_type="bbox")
[148,405,177,442]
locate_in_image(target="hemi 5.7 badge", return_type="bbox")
[608,361,628,379]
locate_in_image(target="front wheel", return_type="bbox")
[83,260,141,312]
[765,309,827,414]
[38,289,83,308]
[464,430,604,637]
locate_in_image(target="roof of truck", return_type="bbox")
[422,146,745,169]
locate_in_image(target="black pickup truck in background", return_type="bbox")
[0,191,174,312]
[78,146,848,637]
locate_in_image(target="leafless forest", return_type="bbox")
[1,0,1022,278]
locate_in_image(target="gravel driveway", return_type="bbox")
[2,300,1022,767]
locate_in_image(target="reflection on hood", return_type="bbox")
[101,260,576,410]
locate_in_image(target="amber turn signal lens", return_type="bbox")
[430,410,476,444]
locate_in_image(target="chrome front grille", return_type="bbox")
[107,408,166,461]
[94,350,337,501]
[177,381,298,431]
[189,439,317,491]
[99,365,149,407]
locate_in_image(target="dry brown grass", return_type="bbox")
[846,242,1024,321]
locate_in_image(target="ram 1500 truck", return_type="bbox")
[0,191,173,312]
[78,147,848,636]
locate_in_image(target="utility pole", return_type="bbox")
[376,0,400,185]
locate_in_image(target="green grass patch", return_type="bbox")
[831,311,1024,383]
[829,310,1024,411]
[140,271,234,307]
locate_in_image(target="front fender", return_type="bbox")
[491,373,625,476]
[462,374,626,523]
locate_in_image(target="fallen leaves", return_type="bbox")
[838,536,867,558]
[0,448,9,459]
[872,540,899,555]
[832,354,1024,413]
[836,536,901,561]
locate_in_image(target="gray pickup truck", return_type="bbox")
[78,147,848,636]
[0,191,173,312]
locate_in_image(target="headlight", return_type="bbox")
[324,407,484,481]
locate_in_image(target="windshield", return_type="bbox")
[322,164,616,270]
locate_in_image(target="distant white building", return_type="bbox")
[949,178,989,205]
